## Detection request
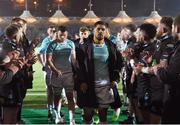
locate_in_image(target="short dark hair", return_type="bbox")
[48,25,56,29]
[174,15,180,27]
[57,26,67,32]
[79,26,89,32]
[11,17,27,24]
[124,24,137,32]
[94,21,106,27]
[5,24,21,38]
[48,25,56,33]
[139,23,156,39]
[160,16,173,29]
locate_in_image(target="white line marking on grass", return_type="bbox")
[27,93,124,96]
[26,93,46,96]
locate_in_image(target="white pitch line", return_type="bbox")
[26,93,46,96]
[26,93,124,96]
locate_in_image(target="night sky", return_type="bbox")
[0,0,180,17]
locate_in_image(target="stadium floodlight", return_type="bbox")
[145,0,161,25]
[112,0,133,25]
[81,0,100,24]
[19,0,37,23]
